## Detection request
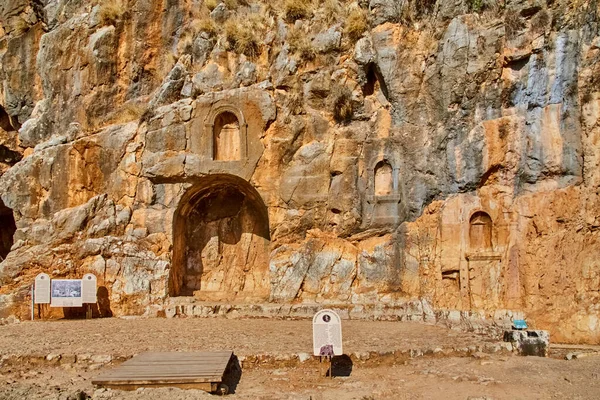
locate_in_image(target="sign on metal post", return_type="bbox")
[34,273,51,304]
[312,309,343,356]
[50,279,83,307]
[82,273,97,304]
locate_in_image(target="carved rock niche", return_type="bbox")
[213,111,241,161]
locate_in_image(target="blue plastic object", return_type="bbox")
[512,319,528,330]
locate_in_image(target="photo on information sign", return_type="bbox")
[51,280,82,298]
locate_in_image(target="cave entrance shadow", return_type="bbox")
[61,286,113,319]
[221,354,242,394]
[329,354,353,377]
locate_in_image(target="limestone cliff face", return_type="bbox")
[0,0,599,342]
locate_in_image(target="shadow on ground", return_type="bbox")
[222,354,242,394]
[330,354,353,377]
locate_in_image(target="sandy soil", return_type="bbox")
[1,318,599,399]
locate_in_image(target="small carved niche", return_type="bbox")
[213,112,241,161]
[374,160,393,196]
[469,211,492,251]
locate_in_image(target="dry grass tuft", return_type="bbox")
[287,26,316,62]
[11,17,30,36]
[505,10,525,40]
[321,0,344,25]
[331,86,354,123]
[205,0,219,11]
[223,0,250,9]
[531,9,551,33]
[344,8,369,43]
[224,14,266,58]
[191,18,218,37]
[284,0,313,22]
[98,0,126,26]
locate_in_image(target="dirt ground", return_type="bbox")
[0,318,495,357]
[1,318,599,399]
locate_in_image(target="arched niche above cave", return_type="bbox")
[213,111,241,161]
[204,105,248,162]
[469,211,493,251]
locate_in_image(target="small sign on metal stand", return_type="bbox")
[34,273,51,319]
[313,309,342,378]
[82,273,97,319]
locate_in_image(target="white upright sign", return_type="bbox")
[81,273,97,304]
[34,273,51,304]
[50,279,83,307]
[312,309,343,356]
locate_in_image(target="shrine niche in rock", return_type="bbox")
[170,174,270,301]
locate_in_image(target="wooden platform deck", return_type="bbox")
[92,351,233,392]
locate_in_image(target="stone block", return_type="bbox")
[503,330,549,357]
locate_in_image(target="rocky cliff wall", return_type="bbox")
[0,0,599,343]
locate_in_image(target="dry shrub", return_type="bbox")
[344,8,369,43]
[225,14,265,58]
[225,0,238,9]
[415,0,437,17]
[205,0,219,11]
[11,17,29,36]
[176,18,217,56]
[176,32,194,56]
[224,0,250,9]
[191,18,218,37]
[331,86,354,123]
[284,0,313,22]
[505,10,525,39]
[263,3,279,18]
[322,0,344,25]
[287,26,315,62]
[98,0,126,26]
[287,83,305,115]
[531,9,550,33]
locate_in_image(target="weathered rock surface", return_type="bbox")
[0,0,599,343]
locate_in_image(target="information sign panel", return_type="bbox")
[50,279,83,307]
[312,309,343,356]
[82,273,97,304]
[34,273,51,304]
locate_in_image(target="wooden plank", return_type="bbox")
[98,382,215,392]
[101,368,225,374]
[129,352,231,359]
[96,376,223,382]
[92,351,233,392]
[97,371,224,376]
[98,371,224,376]
[121,360,229,366]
